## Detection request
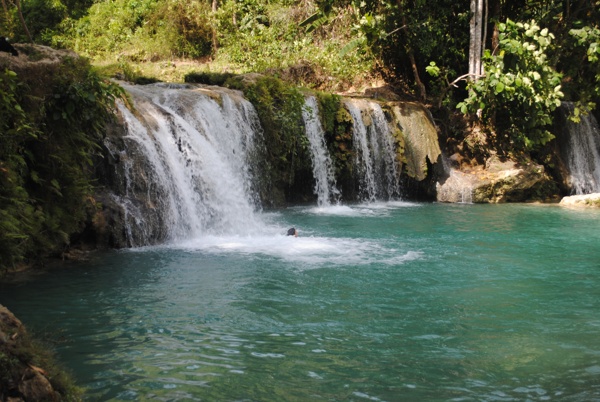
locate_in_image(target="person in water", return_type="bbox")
[287,227,298,237]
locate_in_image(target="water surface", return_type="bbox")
[2,203,600,401]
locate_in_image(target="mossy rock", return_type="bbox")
[0,304,82,401]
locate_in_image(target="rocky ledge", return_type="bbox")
[436,155,560,203]
[0,304,80,401]
[559,193,600,207]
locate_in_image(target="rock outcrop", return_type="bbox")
[559,193,600,207]
[0,304,79,401]
[390,102,441,181]
[437,155,560,203]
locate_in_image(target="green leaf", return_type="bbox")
[339,37,366,58]
[425,62,440,77]
[299,12,329,33]
[31,170,40,183]
[495,82,505,93]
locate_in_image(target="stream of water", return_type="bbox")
[561,103,600,195]
[2,203,600,401]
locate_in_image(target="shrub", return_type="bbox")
[0,57,124,272]
[457,19,564,151]
[184,71,235,86]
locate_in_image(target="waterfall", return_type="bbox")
[345,99,401,201]
[435,155,473,203]
[302,96,339,206]
[108,83,265,245]
[561,103,600,194]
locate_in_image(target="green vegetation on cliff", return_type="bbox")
[0,49,124,272]
[227,75,311,204]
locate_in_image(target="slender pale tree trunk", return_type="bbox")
[211,0,218,54]
[468,0,484,79]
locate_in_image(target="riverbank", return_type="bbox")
[0,304,82,401]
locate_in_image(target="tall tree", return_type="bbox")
[3,0,33,42]
[468,0,485,79]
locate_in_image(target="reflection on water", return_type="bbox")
[1,203,600,401]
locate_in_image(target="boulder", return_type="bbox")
[437,155,560,203]
[559,193,600,207]
[0,305,74,401]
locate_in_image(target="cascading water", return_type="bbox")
[302,96,340,206]
[435,155,473,203]
[561,103,600,194]
[345,99,401,201]
[107,83,266,245]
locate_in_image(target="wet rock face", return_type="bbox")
[94,119,171,248]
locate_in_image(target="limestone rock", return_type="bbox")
[559,193,600,207]
[390,102,441,181]
[0,44,79,102]
[437,155,560,203]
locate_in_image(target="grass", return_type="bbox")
[84,1,377,91]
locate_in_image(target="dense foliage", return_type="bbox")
[2,0,375,86]
[332,0,599,146]
[0,54,123,272]
[4,0,598,122]
[457,20,564,151]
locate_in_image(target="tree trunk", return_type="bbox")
[468,0,484,79]
[14,0,33,43]
[490,0,501,54]
[396,0,426,100]
[1,0,9,20]
[211,0,219,54]
[408,47,426,100]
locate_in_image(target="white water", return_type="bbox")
[345,99,401,201]
[436,155,473,203]
[115,83,266,242]
[563,104,600,194]
[302,96,339,206]
[110,85,411,246]
[175,233,422,269]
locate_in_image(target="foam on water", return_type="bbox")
[152,202,425,267]
[305,201,422,217]
[169,233,421,269]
